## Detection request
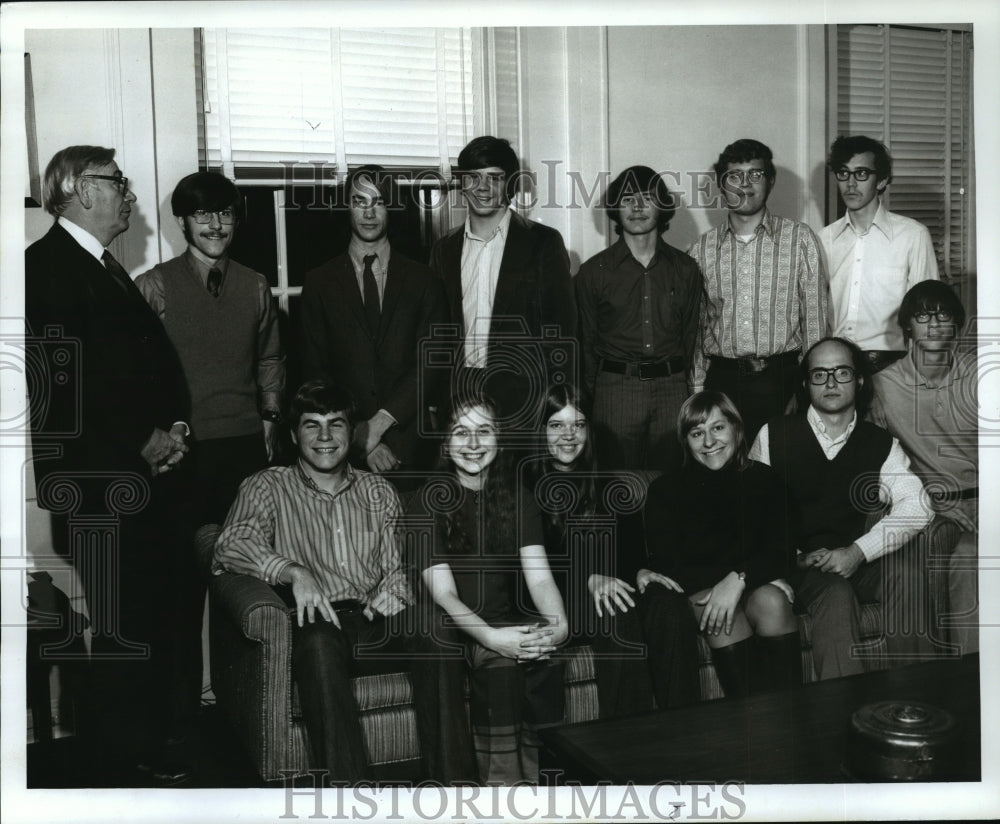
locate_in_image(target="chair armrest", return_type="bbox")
[211,570,293,643]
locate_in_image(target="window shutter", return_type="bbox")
[837,24,974,280]
[201,27,475,172]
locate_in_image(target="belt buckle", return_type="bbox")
[637,363,653,381]
[744,357,767,374]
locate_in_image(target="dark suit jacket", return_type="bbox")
[428,211,577,415]
[300,249,448,469]
[25,223,188,508]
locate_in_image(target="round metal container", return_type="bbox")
[846,701,960,781]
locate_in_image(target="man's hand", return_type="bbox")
[140,426,189,476]
[588,574,636,618]
[354,411,394,457]
[486,625,558,661]
[262,419,279,463]
[285,565,339,628]
[366,442,401,473]
[694,572,745,636]
[636,567,685,595]
[811,544,865,578]
[363,590,406,620]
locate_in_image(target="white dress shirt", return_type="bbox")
[460,208,511,369]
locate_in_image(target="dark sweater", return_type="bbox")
[642,460,793,593]
[766,414,892,552]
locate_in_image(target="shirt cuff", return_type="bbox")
[172,421,190,437]
[373,409,397,431]
[854,533,882,563]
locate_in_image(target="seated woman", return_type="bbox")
[411,392,568,785]
[641,390,799,697]
[530,384,700,716]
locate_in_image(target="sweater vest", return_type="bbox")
[767,414,892,552]
[158,255,263,440]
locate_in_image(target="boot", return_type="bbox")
[752,631,802,693]
[709,638,752,698]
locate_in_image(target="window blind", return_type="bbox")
[201,27,475,172]
[837,24,974,279]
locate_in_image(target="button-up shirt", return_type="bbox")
[349,236,391,308]
[749,405,932,562]
[820,200,939,351]
[212,462,412,605]
[575,236,702,393]
[689,209,829,390]
[871,349,978,531]
[460,208,512,368]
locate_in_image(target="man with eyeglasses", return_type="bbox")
[25,146,192,783]
[819,135,939,374]
[134,170,285,749]
[689,138,829,439]
[749,337,934,680]
[871,281,978,655]
[429,136,576,426]
[575,165,702,469]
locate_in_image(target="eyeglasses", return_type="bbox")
[808,366,856,385]
[912,309,955,323]
[722,169,769,186]
[547,420,588,434]
[191,209,236,225]
[81,174,129,195]
[834,168,878,182]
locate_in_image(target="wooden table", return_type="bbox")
[542,655,980,784]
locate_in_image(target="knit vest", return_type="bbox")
[158,255,263,441]
[767,414,892,552]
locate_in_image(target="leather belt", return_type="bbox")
[601,356,685,380]
[709,350,800,376]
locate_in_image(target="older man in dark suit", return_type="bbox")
[301,165,448,486]
[25,145,191,784]
[429,136,577,430]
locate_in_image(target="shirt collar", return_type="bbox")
[610,235,668,268]
[902,346,966,388]
[188,244,228,272]
[464,207,512,243]
[294,459,358,498]
[841,198,893,241]
[58,216,106,262]
[349,236,391,273]
[807,404,857,444]
[720,208,774,241]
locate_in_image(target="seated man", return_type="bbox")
[871,281,978,654]
[212,381,422,783]
[750,337,935,679]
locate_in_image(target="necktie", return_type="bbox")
[362,254,380,334]
[207,267,222,298]
[101,250,132,294]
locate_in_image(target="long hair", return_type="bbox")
[532,384,597,532]
[439,391,519,557]
[677,390,749,470]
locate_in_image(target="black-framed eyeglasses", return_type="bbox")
[808,366,856,385]
[834,168,878,182]
[81,174,129,194]
[191,209,236,225]
[912,309,955,323]
[722,169,769,186]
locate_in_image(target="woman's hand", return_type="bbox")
[636,568,685,595]
[693,572,745,636]
[485,624,558,661]
[588,574,636,618]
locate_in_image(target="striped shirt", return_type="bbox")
[212,461,412,605]
[688,210,830,390]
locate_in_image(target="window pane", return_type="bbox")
[228,186,278,286]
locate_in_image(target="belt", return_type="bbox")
[600,356,685,380]
[330,598,366,615]
[709,350,800,375]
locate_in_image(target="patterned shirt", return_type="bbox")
[212,462,412,605]
[688,209,830,390]
[820,200,939,351]
[749,406,932,562]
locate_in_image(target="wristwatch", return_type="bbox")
[261,409,283,424]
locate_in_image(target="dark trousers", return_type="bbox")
[590,584,701,717]
[592,370,688,471]
[705,353,800,440]
[169,432,268,739]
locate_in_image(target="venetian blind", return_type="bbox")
[837,24,974,279]
[200,28,475,172]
